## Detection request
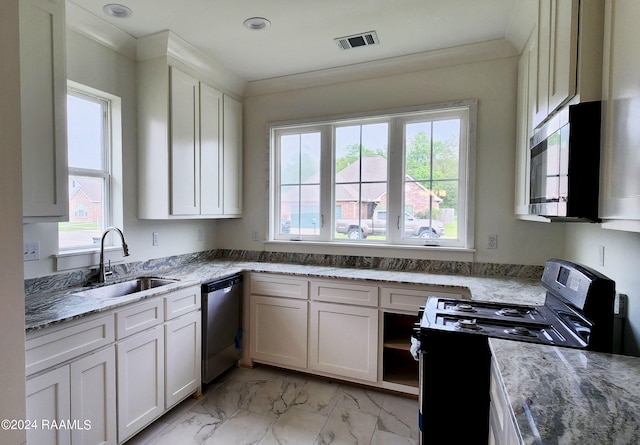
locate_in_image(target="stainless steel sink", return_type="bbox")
[74,277,178,299]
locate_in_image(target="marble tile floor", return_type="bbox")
[126,365,419,445]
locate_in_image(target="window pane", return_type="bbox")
[278,131,321,237]
[59,175,106,249]
[335,123,388,241]
[67,94,104,170]
[404,118,460,241]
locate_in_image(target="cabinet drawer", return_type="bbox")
[165,286,201,320]
[381,285,469,313]
[116,298,164,339]
[250,273,308,299]
[26,314,115,376]
[311,279,378,307]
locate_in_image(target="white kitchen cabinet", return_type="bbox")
[25,313,117,445]
[137,53,241,219]
[599,0,640,232]
[489,356,521,445]
[309,301,378,382]
[250,294,308,368]
[222,94,243,216]
[19,0,68,222]
[26,366,71,445]
[116,324,165,443]
[165,310,201,409]
[532,0,579,128]
[70,347,117,445]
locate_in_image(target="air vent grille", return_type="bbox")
[335,31,379,50]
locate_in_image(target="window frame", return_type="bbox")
[269,100,477,250]
[58,84,114,252]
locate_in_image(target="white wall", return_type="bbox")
[217,50,567,265]
[566,224,640,356]
[0,0,27,442]
[22,30,218,279]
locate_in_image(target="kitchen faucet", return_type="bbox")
[98,226,130,283]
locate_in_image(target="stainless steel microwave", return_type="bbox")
[529,101,602,221]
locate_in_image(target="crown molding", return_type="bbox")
[65,1,137,59]
[244,38,518,97]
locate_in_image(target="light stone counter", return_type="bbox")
[25,253,546,332]
[489,338,640,444]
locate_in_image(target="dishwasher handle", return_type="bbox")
[202,274,243,294]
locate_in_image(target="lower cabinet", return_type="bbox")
[26,366,72,445]
[116,325,165,444]
[308,301,378,382]
[489,355,521,445]
[25,284,202,445]
[26,346,117,445]
[165,310,201,409]
[249,294,308,368]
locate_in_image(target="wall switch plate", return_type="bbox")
[598,245,605,266]
[488,234,498,249]
[251,231,259,241]
[24,241,40,261]
[152,232,159,246]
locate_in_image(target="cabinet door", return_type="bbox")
[165,311,201,408]
[20,0,68,221]
[70,347,117,445]
[200,83,223,216]
[26,366,71,445]
[308,302,378,382]
[547,0,578,113]
[533,0,551,128]
[222,95,243,216]
[116,325,165,443]
[599,0,640,228]
[170,66,200,216]
[250,295,308,368]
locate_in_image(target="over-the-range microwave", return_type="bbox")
[529,101,602,222]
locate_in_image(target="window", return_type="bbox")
[270,101,476,249]
[58,87,112,250]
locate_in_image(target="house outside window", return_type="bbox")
[58,86,112,250]
[270,101,476,249]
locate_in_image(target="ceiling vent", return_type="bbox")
[334,31,380,50]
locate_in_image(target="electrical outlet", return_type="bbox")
[152,232,159,246]
[198,228,204,241]
[251,231,259,242]
[23,241,40,261]
[488,234,498,249]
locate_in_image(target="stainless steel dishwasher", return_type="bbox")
[201,274,243,384]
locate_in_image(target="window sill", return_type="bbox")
[55,246,124,272]
[264,240,475,262]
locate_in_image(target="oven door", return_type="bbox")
[418,329,491,445]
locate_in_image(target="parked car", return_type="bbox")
[335,210,445,239]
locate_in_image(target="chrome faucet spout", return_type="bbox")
[98,226,130,283]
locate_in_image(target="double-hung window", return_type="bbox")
[271,101,476,249]
[58,86,112,250]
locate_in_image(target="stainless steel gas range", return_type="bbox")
[413,259,616,445]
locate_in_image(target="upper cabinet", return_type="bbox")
[20,0,69,222]
[532,0,579,129]
[137,32,243,219]
[514,0,604,218]
[599,0,640,231]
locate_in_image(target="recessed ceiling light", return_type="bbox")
[103,3,133,19]
[243,17,271,30]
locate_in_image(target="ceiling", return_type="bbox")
[69,0,524,82]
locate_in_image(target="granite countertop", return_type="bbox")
[25,258,546,332]
[489,338,640,444]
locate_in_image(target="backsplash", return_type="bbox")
[24,248,544,297]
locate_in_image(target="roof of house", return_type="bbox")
[69,177,103,203]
